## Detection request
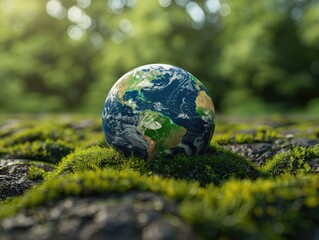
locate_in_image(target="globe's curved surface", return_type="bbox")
[102,64,215,159]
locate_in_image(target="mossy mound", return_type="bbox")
[180,173,319,239]
[0,124,77,147]
[262,145,319,176]
[0,139,74,163]
[0,119,104,163]
[48,145,259,186]
[214,126,280,144]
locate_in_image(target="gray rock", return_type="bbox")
[290,138,319,147]
[222,138,319,166]
[0,159,54,200]
[222,143,273,166]
[0,176,34,201]
[142,218,178,240]
[0,192,195,240]
[308,158,319,173]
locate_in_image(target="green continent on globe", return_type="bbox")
[137,110,187,159]
[114,68,161,103]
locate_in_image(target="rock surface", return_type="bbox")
[222,138,319,166]
[0,159,54,200]
[0,192,195,240]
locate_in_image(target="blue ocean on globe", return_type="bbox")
[102,64,215,160]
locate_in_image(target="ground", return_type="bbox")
[0,114,319,239]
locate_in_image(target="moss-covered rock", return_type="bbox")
[0,124,78,147]
[0,118,105,163]
[1,169,319,239]
[1,115,319,239]
[214,127,280,144]
[0,159,55,200]
[261,145,319,176]
[0,139,74,163]
[180,174,319,239]
[48,145,259,186]
[28,166,47,181]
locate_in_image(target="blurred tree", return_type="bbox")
[0,0,100,112]
[81,0,222,112]
[216,0,319,114]
[0,0,318,114]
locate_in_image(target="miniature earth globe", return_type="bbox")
[102,64,215,160]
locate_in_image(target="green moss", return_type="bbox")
[47,145,259,185]
[28,166,47,181]
[261,145,319,177]
[142,146,259,185]
[180,174,319,239]
[0,124,79,147]
[0,119,105,163]
[0,139,74,163]
[213,127,280,145]
[311,127,319,140]
[0,169,196,218]
[1,115,319,239]
[47,146,126,177]
[1,169,319,239]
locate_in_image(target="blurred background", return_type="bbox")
[0,0,319,115]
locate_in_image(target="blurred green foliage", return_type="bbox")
[0,0,319,114]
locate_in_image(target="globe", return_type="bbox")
[102,64,215,160]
